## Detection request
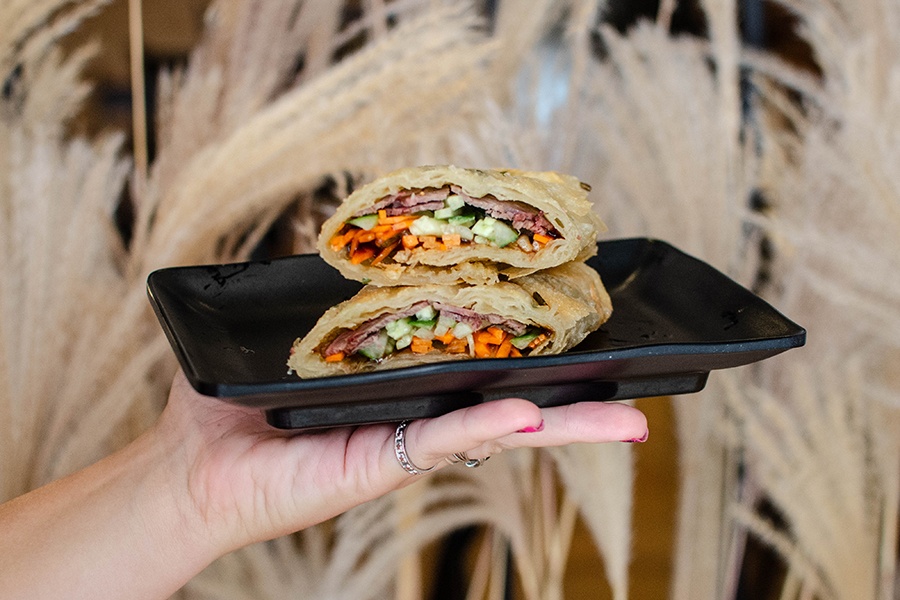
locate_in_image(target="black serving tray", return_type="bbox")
[147,238,805,429]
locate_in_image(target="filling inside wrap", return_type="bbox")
[312,301,552,363]
[328,186,562,267]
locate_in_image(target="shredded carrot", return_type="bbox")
[410,337,433,354]
[434,331,455,345]
[442,233,461,248]
[350,247,375,264]
[392,220,415,231]
[495,339,513,358]
[533,233,553,245]
[372,224,394,235]
[378,209,387,220]
[528,333,549,349]
[475,328,505,346]
[330,228,355,251]
[378,214,416,225]
[371,241,400,265]
[375,229,400,244]
[325,352,344,362]
[446,338,468,353]
[474,341,493,358]
[510,347,522,357]
[486,327,506,344]
[355,230,376,244]
[402,234,419,249]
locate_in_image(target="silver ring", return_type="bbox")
[446,451,490,468]
[394,421,435,476]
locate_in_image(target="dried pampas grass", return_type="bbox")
[726,353,899,600]
[6,0,900,598]
[0,43,146,497]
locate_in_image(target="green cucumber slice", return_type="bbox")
[357,330,390,360]
[445,194,466,210]
[471,217,518,247]
[347,214,379,230]
[409,318,437,329]
[510,331,540,350]
[415,305,437,321]
[385,317,412,340]
[408,216,446,236]
[448,214,476,228]
[433,206,460,219]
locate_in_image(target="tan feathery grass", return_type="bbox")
[570,14,763,599]
[743,0,900,596]
[132,1,495,273]
[0,0,113,75]
[725,353,900,600]
[0,43,143,496]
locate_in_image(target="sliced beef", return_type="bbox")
[354,187,451,217]
[433,303,529,336]
[324,301,430,356]
[484,315,529,336]
[450,185,556,236]
[434,303,485,331]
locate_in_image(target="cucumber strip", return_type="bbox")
[510,331,540,350]
[347,214,379,230]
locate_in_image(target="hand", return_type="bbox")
[0,370,647,600]
[158,370,649,555]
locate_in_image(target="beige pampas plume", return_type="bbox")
[0,42,140,495]
[132,0,495,273]
[572,13,762,599]
[743,0,900,596]
[0,0,113,76]
[726,353,900,600]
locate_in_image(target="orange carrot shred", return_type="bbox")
[356,230,376,244]
[371,241,400,265]
[325,352,344,362]
[446,338,468,353]
[410,337,433,354]
[474,341,493,358]
[533,233,553,245]
[402,235,419,249]
[435,331,455,345]
[495,339,513,358]
[486,326,506,344]
[528,333,548,349]
[350,247,375,264]
[510,347,522,357]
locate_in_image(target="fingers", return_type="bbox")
[394,400,648,476]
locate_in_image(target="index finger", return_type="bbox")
[398,399,648,473]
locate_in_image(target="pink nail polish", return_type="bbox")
[517,420,544,433]
[623,430,649,443]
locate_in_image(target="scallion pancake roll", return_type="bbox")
[318,165,604,286]
[287,262,612,378]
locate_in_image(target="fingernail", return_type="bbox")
[623,429,649,443]
[517,420,544,434]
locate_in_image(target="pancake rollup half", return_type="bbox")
[287,262,612,378]
[318,165,604,286]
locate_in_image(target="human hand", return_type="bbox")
[157,370,648,557]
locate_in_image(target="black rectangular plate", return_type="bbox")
[147,238,805,428]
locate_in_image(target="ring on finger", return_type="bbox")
[446,450,490,468]
[394,420,435,476]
